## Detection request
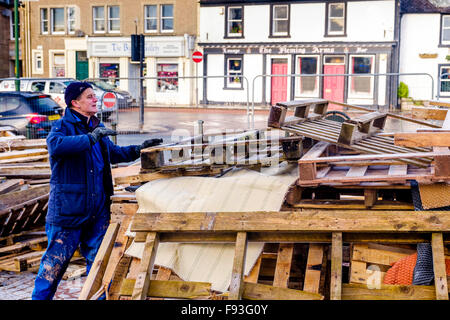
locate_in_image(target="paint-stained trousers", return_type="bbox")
[31,211,109,300]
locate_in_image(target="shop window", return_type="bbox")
[93,6,105,33]
[67,7,75,34]
[297,56,319,97]
[271,4,289,37]
[108,6,120,33]
[161,4,174,32]
[439,65,450,96]
[326,3,346,36]
[157,64,178,92]
[144,5,157,32]
[100,63,120,86]
[51,8,65,34]
[41,8,48,35]
[226,6,243,38]
[441,15,450,45]
[51,53,66,78]
[225,56,243,89]
[349,56,374,98]
[32,50,44,75]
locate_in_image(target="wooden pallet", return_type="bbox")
[140,129,303,174]
[0,185,49,237]
[79,209,450,300]
[297,143,450,186]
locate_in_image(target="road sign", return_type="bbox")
[102,92,117,108]
[192,51,203,63]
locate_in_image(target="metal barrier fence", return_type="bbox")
[0,72,435,138]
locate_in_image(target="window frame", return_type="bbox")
[50,7,65,35]
[348,54,375,99]
[144,4,158,33]
[440,15,450,46]
[296,55,320,98]
[67,6,76,35]
[93,6,106,34]
[40,8,49,35]
[224,54,244,90]
[325,2,347,37]
[270,4,290,38]
[438,64,450,97]
[32,50,44,75]
[107,5,120,34]
[160,4,174,33]
[225,5,244,39]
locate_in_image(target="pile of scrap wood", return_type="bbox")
[78,99,449,301]
[0,130,87,279]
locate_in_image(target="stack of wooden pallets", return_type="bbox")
[79,99,450,301]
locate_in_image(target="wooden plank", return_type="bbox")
[330,232,342,300]
[299,141,330,181]
[120,279,211,299]
[364,189,378,208]
[431,233,449,300]
[229,232,248,300]
[352,244,414,266]
[131,232,160,300]
[346,166,368,178]
[303,244,324,293]
[0,236,47,254]
[342,283,436,300]
[395,132,450,147]
[131,210,450,233]
[0,149,48,161]
[349,260,369,284]
[412,106,448,121]
[0,179,24,195]
[78,223,119,300]
[244,255,262,283]
[388,165,408,176]
[273,243,294,288]
[243,282,323,300]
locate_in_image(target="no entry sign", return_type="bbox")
[102,92,117,108]
[192,51,203,63]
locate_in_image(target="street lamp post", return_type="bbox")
[14,0,20,91]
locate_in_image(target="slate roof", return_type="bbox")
[401,0,450,13]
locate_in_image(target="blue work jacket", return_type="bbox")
[46,108,140,227]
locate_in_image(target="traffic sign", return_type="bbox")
[102,92,117,108]
[192,51,203,63]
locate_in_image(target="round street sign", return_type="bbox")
[192,51,203,63]
[102,92,117,108]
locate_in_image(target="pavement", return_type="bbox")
[0,270,85,300]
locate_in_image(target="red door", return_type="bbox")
[271,60,288,106]
[323,64,345,111]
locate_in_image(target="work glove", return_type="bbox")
[136,138,163,152]
[88,127,117,144]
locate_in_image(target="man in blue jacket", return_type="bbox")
[32,82,162,300]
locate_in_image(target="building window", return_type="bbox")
[157,63,178,92]
[271,4,289,37]
[108,6,120,33]
[67,7,75,34]
[10,9,20,40]
[439,65,450,96]
[51,52,66,78]
[226,6,243,37]
[161,4,174,32]
[32,50,44,74]
[326,3,346,36]
[93,6,105,33]
[349,55,374,98]
[144,5,157,32]
[41,8,48,35]
[225,55,243,89]
[441,15,450,45]
[297,56,319,97]
[51,8,65,34]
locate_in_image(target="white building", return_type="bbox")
[198,0,400,109]
[399,0,450,102]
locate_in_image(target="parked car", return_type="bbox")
[0,78,122,120]
[0,92,63,139]
[86,80,134,108]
